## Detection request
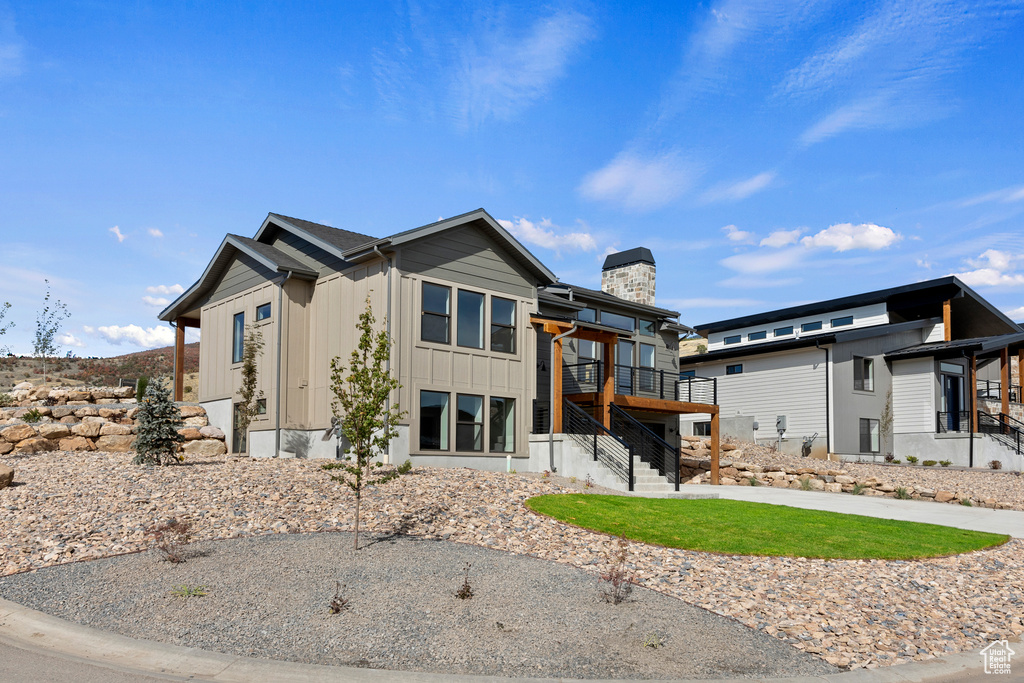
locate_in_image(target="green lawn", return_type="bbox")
[525,494,1009,560]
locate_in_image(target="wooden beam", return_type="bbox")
[1001,348,1010,417]
[943,299,952,341]
[552,336,564,433]
[602,339,615,428]
[612,394,719,415]
[174,319,186,402]
[710,411,720,485]
[970,354,978,433]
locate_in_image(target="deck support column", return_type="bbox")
[1001,348,1010,418]
[173,319,185,402]
[943,299,952,341]
[710,409,720,485]
[552,336,564,433]
[601,340,615,428]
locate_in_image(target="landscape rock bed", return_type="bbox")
[1,450,1022,672]
[0,533,835,679]
[679,438,1024,510]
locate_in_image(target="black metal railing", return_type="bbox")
[978,411,1024,455]
[677,374,718,405]
[976,380,1024,404]
[609,404,680,490]
[562,399,633,489]
[533,399,550,433]
[937,411,971,433]
[563,361,603,395]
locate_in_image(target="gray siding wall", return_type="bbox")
[892,358,936,434]
[399,226,536,299]
[831,328,925,456]
[267,228,349,276]
[199,254,276,308]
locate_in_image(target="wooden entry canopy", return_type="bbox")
[173,317,200,401]
[532,316,722,485]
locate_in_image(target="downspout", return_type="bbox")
[373,245,394,462]
[549,324,579,471]
[816,339,830,456]
[274,271,293,458]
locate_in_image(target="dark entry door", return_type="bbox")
[642,422,666,441]
[942,375,962,431]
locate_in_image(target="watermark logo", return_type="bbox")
[981,640,1015,675]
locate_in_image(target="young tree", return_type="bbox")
[0,301,13,356]
[322,296,406,551]
[34,280,70,384]
[235,325,265,454]
[880,387,894,460]
[134,380,185,465]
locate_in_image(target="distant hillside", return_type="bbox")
[0,343,200,390]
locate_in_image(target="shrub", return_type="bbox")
[895,487,911,499]
[23,408,43,423]
[170,584,206,598]
[851,482,867,495]
[145,518,193,563]
[922,460,937,467]
[961,498,973,507]
[328,581,349,614]
[135,376,149,402]
[906,456,919,464]
[989,460,1003,470]
[884,453,895,463]
[455,562,473,600]
[799,477,813,491]
[892,459,902,464]
[747,476,760,486]
[133,381,184,466]
[940,460,952,467]
[0,393,12,407]
[397,459,412,475]
[598,535,634,605]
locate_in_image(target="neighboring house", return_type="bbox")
[679,277,1024,469]
[158,210,718,488]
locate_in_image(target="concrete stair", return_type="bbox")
[630,456,679,493]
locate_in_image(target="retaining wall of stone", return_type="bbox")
[5,383,138,406]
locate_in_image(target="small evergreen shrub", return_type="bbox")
[892,459,902,464]
[922,460,937,467]
[136,376,150,402]
[133,381,184,465]
[397,459,412,475]
[940,460,952,467]
[906,456,919,464]
[0,392,12,407]
[23,408,43,423]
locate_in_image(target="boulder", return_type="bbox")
[177,427,203,441]
[37,423,72,440]
[834,475,856,485]
[96,398,119,405]
[13,381,33,391]
[0,441,12,455]
[1,424,38,443]
[98,408,125,419]
[74,407,99,418]
[184,416,209,428]
[771,478,790,488]
[917,488,936,498]
[823,482,843,493]
[16,437,57,454]
[95,435,135,452]
[59,436,94,452]
[0,464,13,489]
[115,386,136,398]
[183,439,227,456]
[876,483,896,493]
[199,426,225,440]
[92,390,114,399]
[721,443,739,451]
[720,467,739,478]
[100,423,133,436]
[126,408,140,420]
[60,416,77,425]
[71,422,102,438]
[68,391,91,402]
[720,477,738,486]
[807,478,825,491]
[935,490,955,503]
[82,416,107,425]
[179,405,207,418]
[29,386,50,400]
[50,407,75,419]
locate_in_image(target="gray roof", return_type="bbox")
[549,283,681,319]
[228,235,318,276]
[885,332,1024,361]
[603,247,654,270]
[267,213,376,252]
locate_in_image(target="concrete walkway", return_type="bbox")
[0,487,1019,682]
[649,485,1024,538]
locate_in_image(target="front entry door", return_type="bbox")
[942,374,963,431]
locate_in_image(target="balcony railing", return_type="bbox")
[560,361,717,405]
[937,411,971,433]
[976,379,1023,404]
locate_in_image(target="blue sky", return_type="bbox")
[1,1,1023,357]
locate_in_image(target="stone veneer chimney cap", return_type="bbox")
[602,247,655,271]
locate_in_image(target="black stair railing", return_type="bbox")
[608,404,680,491]
[978,410,1024,455]
[562,399,633,489]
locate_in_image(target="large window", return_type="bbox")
[421,283,451,343]
[601,311,634,332]
[854,357,874,391]
[256,303,271,321]
[419,391,449,450]
[457,290,485,348]
[489,397,515,452]
[639,343,656,391]
[491,297,516,353]
[456,394,484,451]
[232,312,244,364]
[859,418,879,453]
[577,307,596,323]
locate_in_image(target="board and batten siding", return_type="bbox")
[892,358,936,434]
[398,225,536,300]
[694,347,828,438]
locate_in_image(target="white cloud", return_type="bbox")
[452,10,595,126]
[721,224,754,243]
[952,249,1024,288]
[89,324,176,349]
[720,247,805,275]
[661,297,761,309]
[142,296,171,307]
[109,226,126,243]
[760,228,802,248]
[1004,306,1024,321]
[148,228,164,238]
[497,217,597,252]
[967,249,1014,272]
[800,223,902,251]
[957,185,1024,208]
[146,284,185,296]
[702,171,776,203]
[56,332,85,348]
[916,257,934,270]
[579,151,697,211]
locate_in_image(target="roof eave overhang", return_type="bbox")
[255,214,353,262]
[680,334,836,364]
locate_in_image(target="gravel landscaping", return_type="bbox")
[1,449,1023,673]
[0,532,835,679]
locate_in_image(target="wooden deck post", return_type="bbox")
[552,336,564,433]
[943,299,952,341]
[601,339,615,428]
[1001,348,1010,418]
[710,409,720,485]
[174,319,185,402]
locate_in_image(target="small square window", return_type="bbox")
[726,364,743,375]
[724,335,741,345]
[801,321,822,332]
[639,319,656,337]
[693,421,711,436]
[256,398,267,414]
[748,330,767,341]
[831,315,853,327]
[256,303,271,321]
[774,326,793,337]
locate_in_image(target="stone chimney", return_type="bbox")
[601,247,656,306]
